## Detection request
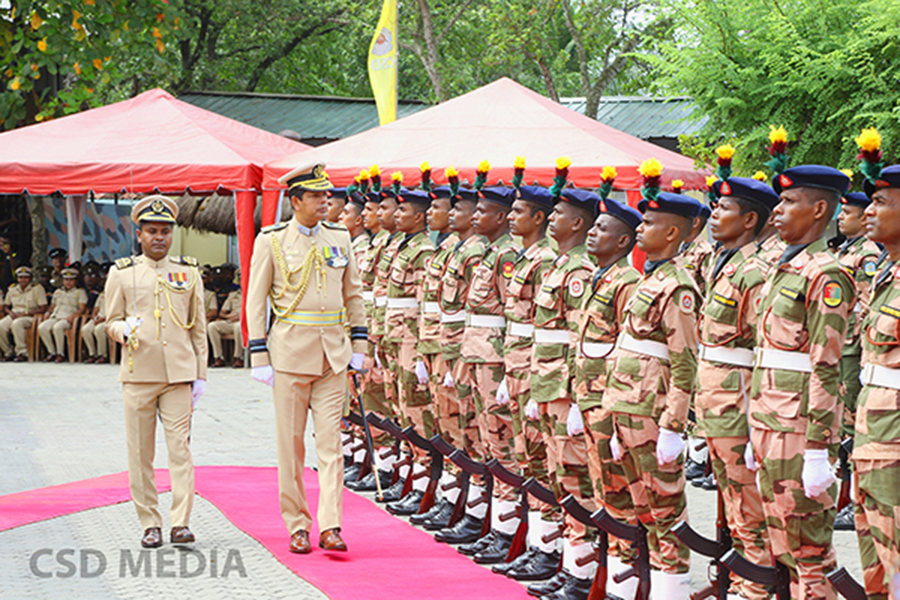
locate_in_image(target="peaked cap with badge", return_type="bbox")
[279,163,334,194]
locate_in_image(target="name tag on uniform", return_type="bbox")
[323,246,349,268]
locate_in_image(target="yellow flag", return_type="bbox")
[367,0,398,125]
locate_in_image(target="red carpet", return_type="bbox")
[0,467,531,600]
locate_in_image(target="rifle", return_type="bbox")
[560,495,605,600]
[672,487,731,599]
[827,566,867,600]
[450,449,494,537]
[837,437,854,512]
[365,413,411,488]
[430,434,470,528]
[402,425,443,514]
[590,508,651,600]
[343,410,372,481]
[348,369,383,500]
[486,458,528,562]
[720,549,790,600]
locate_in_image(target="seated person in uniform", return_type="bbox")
[38,267,87,362]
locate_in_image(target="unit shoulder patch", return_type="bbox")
[568,278,585,298]
[822,280,843,308]
[679,289,695,314]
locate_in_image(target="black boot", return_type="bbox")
[834,504,855,531]
[684,457,705,481]
[375,479,405,503]
[508,550,561,581]
[691,473,712,488]
[422,499,456,530]
[411,499,449,525]
[701,474,718,491]
[347,469,391,492]
[493,546,536,575]
[343,463,361,485]
[473,530,514,564]
[458,531,495,556]
[526,569,569,597]
[540,573,591,600]
[434,514,483,544]
[386,490,424,516]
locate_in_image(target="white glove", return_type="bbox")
[415,360,429,384]
[610,432,623,461]
[656,428,685,466]
[374,353,382,369]
[524,398,539,420]
[349,352,365,371]
[443,371,455,388]
[566,403,584,436]
[124,317,143,337]
[802,449,836,498]
[191,379,206,408]
[496,377,510,406]
[251,365,274,387]
[744,439,760,472]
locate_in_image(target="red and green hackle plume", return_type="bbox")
[369,164,383,193]
[639,158,663,203]
[549,156,572,197]
[715,144,734,181]
[445,166,460,197]
[752,171,767,182]
[391,171,403,196]
[855,127,884,184]
[356,169,371,194]
[512,156,526,189]
[419,161,432,192]
[764,126,789,175]
[474,160,491,191]
[598,165,617,200]
[671,179,684,194]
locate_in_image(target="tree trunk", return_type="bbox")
[27,194,47,267]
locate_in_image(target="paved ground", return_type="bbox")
[0,362,864,598]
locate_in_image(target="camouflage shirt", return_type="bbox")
[695,243,767,437]
[755,234,786,271]
[438,234,486,362]
[372,232,404,340]
[574,256,640,412]
[606,256,700,433]
[462,232,520,364]
[837,235,881,353]
[503,238,557,371]
[750,238,855,444]
[361,229,390,325]
[531,244,594,403]
[854,260,900,459]
[419,231,459,355]
[385,230,435,346]
[682,236,715,292]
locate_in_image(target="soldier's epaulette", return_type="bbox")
[322,221,347,231]
[172,256,199,267]
[115,257,135,270]
[261,221,289,234]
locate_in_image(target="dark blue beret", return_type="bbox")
[598,197,641,232]
[557,189,601,218]
[841,191,871,208]
[698,204,711,219]
[327,187,348,200]
[638,192,701,219]
[863,164,900,198]
[713,177,780,212]
[396,188,434,205]
[515,185,554,209]
[773,165,850,195]
[478,186,515,207]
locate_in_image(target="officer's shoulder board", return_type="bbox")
[322,221,347,231]
[172,255,199,267]
[261,221,289,234]
[115,257,134,270]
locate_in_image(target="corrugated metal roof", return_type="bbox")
[561,96,707,139]
[178,91,427,141]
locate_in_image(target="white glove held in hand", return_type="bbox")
[656,428,685,466]
[744,440,760,472]
[349,352,365,371]
[124,317,143,337]
[610,432,623,462]
[191,379,206,408]
[524,399,539,420]
[566,403,584,436]
[374,353,382,369]
[415,360,429,384]
[251,365,274,387]
[496,377,510,406]
[442,371,455,389]
[802,449,836,498]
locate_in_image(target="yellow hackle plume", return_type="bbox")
[369,164,381,177]
[769,125,788,145]
[477,159,491,173]
[752,171,767,182]
[420,161,431,173]
[359,169,370,180]
[840,169,854,179]
[705,175,718,188]
[855,128,882,153]
[391,171,403,183]
[445,166,459,179]
[715,144,735,161]
[601,166,617,182]
[514,156,527,169]
[672,179,684,189]
[638,158,663,178]
[555,156,572,170]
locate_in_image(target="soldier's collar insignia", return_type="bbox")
[604,273,614,284]
[657,270,665,281]
[724,263,736,277]
[791,257,804,270]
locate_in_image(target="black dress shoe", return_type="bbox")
[473,530,514,564]
[387,490,424,516]
[422,499,456,530]
[508,550,561,581]
[701,474,718,491]
[834,504,855,531]
[527,569,569,597]
[348,469,391,492]
[344,463,361,485]
[434,514,483,544]
[684,457,706,481]
[411,499,449,525]
[375,479,405,503]
[493,546,536,575]
[691,473,712,488]
[459,531,494,556]
[540,573,591,600]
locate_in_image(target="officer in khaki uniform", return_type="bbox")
[247,164,366,554]
[105,195,208,548]
[0,266,48,361]
[38,267,87,361]
[81,288,108,363]
[208,284,242,368]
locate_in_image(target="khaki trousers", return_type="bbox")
[273,366,345,535]
[0,315,33,356]
[208,320,242,359]
[38,317,70,355]
[122,381,194,530]
[81,320,108,357]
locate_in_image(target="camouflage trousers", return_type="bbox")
[708,436,770,600]
[472,362,517,501]
[583,406,640,561]
[839,353,862,438]
[751,429,838,599]
[376,338,400,417]
[431,354,462,476]
[613,412,690,574]
[361,339,395,447]
[506,353,549,510]
[541,398,596,544]
[853,458,900,600]
[391,342,435,466]
[453,359,486,467]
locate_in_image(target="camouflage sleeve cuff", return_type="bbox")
[805,418,835,445]
[658,387,693,434]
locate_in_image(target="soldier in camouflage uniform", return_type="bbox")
[458,186,521,562]
[698,177,780,600]
[383,189,437,516]
[574,196,643,599]
[606,189,702,599]
[521,188,597,597]
[755,215,786,267]
[853,163,900,600]
[680,203,714,291]
[749,165,855,599]
[492,185,557,577]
